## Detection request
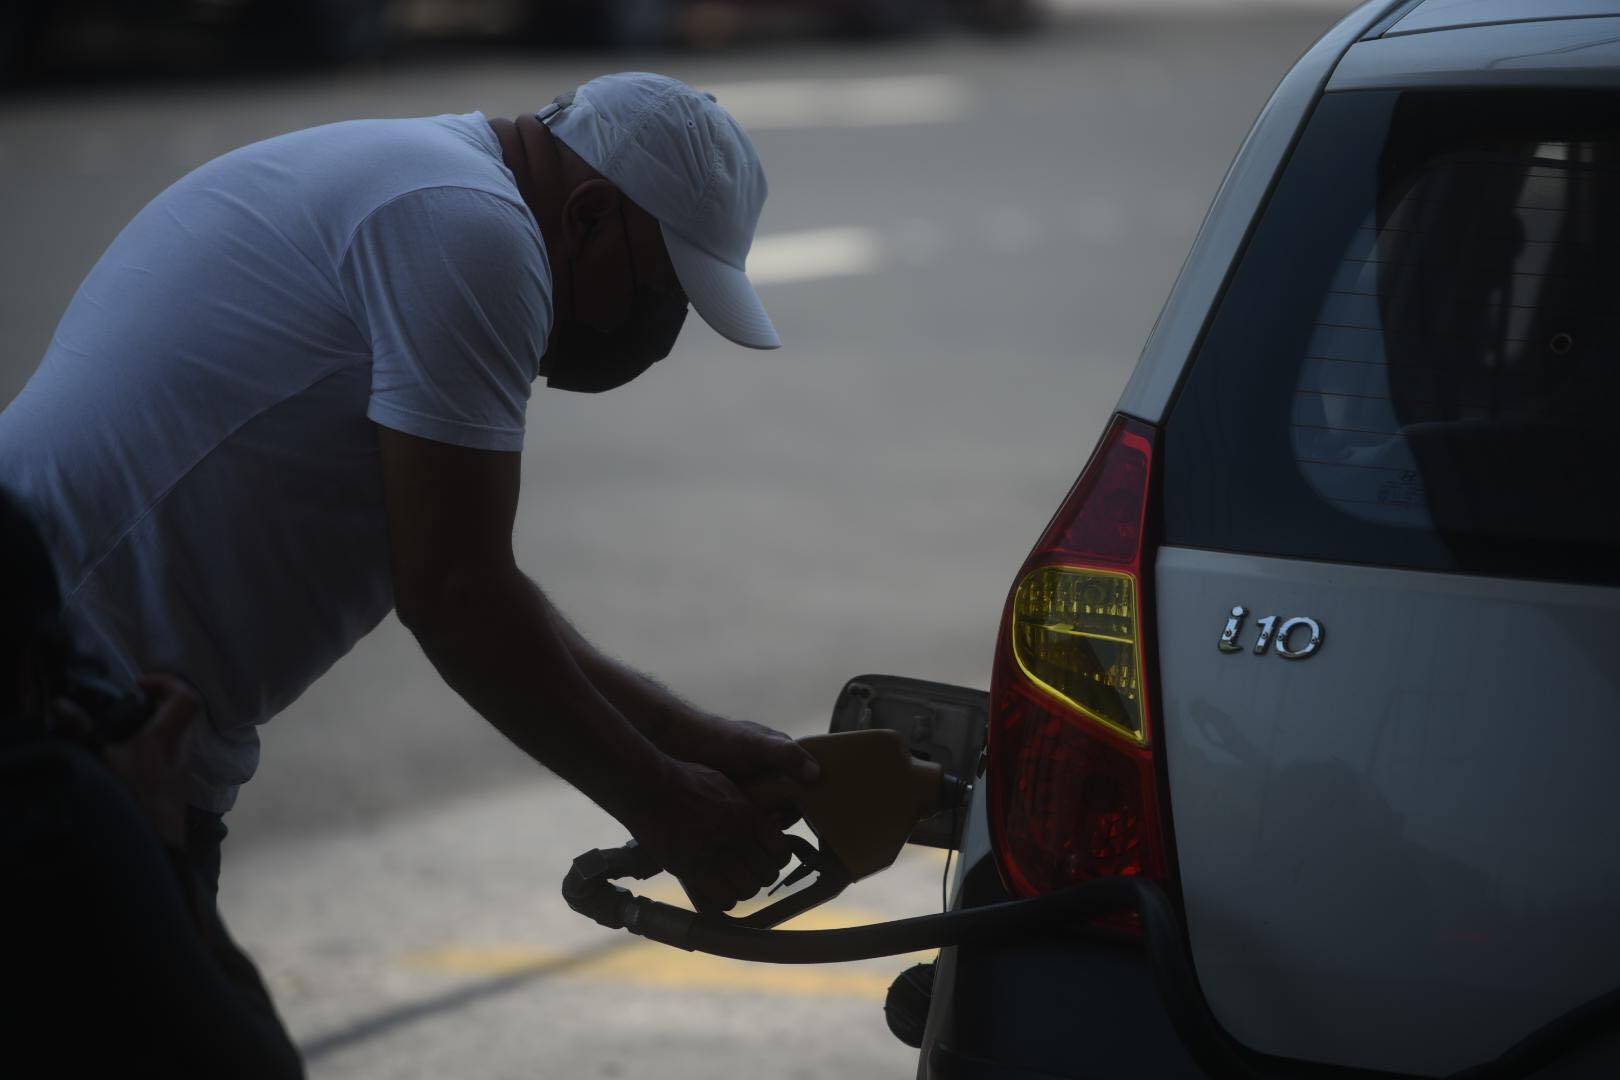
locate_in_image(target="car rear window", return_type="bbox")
[1163,90,1620,586]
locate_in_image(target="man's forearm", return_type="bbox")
[401,568,675,829]
[530,591,817,790]
[538,596,702,749]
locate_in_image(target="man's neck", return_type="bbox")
[488,115,572,332]
[489,115,561,233]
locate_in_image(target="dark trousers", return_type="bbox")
[1,741,304,1079]
[183,806,290,1030]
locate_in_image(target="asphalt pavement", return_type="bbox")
[1,3,1357,1076]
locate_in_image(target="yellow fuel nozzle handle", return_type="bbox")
[743,730,956,883]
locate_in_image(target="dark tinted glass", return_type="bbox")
[1164,91,1620,586]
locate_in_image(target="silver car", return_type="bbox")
[864,2,1620,1076]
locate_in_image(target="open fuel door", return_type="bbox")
[828,674,987,849]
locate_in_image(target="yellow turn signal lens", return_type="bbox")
[1010,566,1146,744]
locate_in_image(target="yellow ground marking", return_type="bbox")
[405,942,906,999]
[402,884,940,999]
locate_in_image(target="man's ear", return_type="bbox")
[559,179,622,257]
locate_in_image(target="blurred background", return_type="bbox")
[2,1,1356,1076]
[2,0,1039,79]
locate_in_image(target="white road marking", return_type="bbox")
[703,75,971,130]
[747,197,1132,286]
[748,225,883,286]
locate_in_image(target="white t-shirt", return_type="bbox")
[0,112,551,811]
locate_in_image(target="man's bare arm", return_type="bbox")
[375,425,786,911]
[538,601,818,785]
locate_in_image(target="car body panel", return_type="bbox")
[1386,0,1620,37]
[923,931,1207,1080]
[1331,17,1620,90]
[1154,546,1620,1075]
[917,844,1207,1080]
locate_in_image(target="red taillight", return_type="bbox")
[987,414,1165,906]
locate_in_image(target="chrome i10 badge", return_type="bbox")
[1218,606,1323,659]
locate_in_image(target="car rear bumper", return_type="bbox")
[922,939,1209,1080]
[917,860,1209,1080]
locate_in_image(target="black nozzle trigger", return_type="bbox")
[767,834,823,896]
[733,834,853,929]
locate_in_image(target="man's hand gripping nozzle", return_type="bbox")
[562,729,968,946]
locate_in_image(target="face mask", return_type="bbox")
[542,203,689,394]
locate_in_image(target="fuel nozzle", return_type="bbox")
[744,729,965,889]
[935,771,970,817]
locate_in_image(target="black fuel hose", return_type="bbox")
[637,875,1174,963]
[564,845,1183,966]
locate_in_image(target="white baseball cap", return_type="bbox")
[540,72,780,350]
